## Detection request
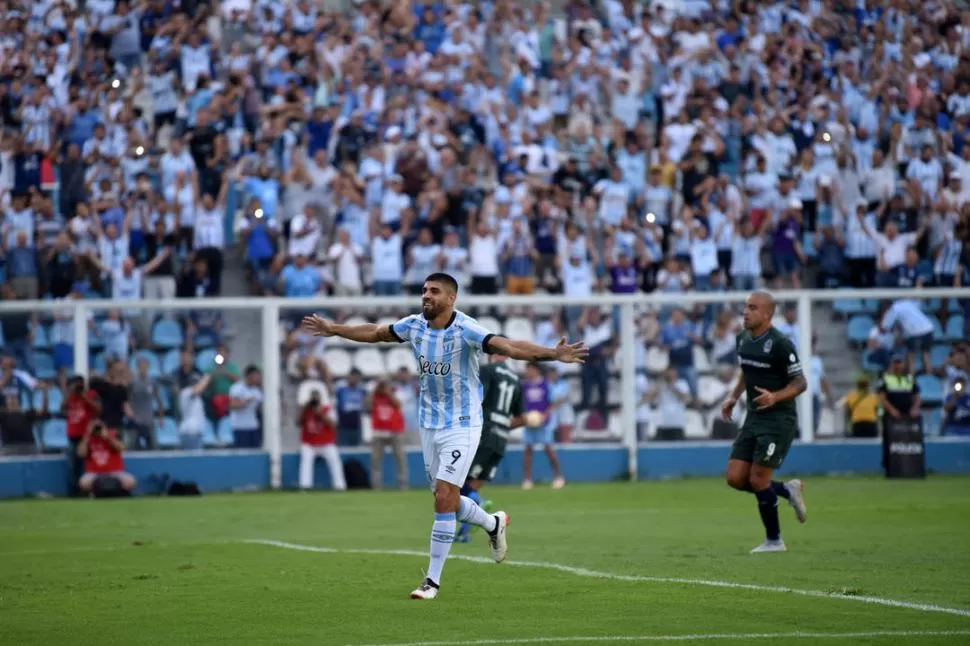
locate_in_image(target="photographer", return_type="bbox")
[298,391,346,491]
[63,377,102,494]
[368,378,408,491]
[942,377,970,436]
[77,421,136,496]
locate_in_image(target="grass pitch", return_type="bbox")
[1,478,969,646]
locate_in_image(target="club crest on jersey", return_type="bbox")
[763,340,773,353]
[443,340,454,353]
[418,354,451,376]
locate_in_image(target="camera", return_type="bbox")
[215,354,225,366]
[92,422,105,436]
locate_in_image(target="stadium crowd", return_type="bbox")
[2,0,970,472]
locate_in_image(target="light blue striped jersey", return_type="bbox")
[935,238,963,276]
[389,309,495,430]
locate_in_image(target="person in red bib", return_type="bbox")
[368,378,408,490]
[77,421,136,495]
[298,391,347,491]
[63,376,101,495]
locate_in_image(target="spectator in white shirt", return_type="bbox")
[370,223,404,295]
[178,373,213,450]
[688,221,719,290]
[560,254,595,335]
[646,368,692,440]
[287,204,322,259]
[880,299,936,374]
[229,366,263,448]
[468,219,500,297]
[905,145,944,203]
[327,227,365,296]
[857,209,928,286]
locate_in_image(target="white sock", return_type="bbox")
[427,512,456,586]
[458,496,498,533]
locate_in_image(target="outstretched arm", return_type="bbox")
[302,315,398,344]
[488,336,588,364]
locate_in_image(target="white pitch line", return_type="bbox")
[245,540,970,620]
[344,631,970,646]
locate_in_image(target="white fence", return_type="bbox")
[1,287,966,487]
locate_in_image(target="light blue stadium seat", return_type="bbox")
[945,316,964,341]
[194,331,218,349]
[41,419,68,450]
[861,299,879,314]
[947,298,962,314]
[156,417,179,449]
[930,315,945,341]
[917,374,943,404]
[202,419,218,446]
[161,349,181,376]
[923,298,940,312]
[216,417,234,445]
[151,319,184,349]
[847,315,874,345]
[195,348,217,372]
[33,353,56,380]
[34,387,63,412]
[0,322,5,346]
[922,408,943,436]
[930,345,951,369]
[92,352,107,374]
[129,350,162,378]
[833,298,863,317]
[32,325,50,349]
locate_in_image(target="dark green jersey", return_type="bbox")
[479,361,523,451]
[736,327,802,420]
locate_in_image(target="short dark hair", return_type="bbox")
[424,272,458,293]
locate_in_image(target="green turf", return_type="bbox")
[1,478,970,646]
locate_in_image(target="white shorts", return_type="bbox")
[420,426,482,488]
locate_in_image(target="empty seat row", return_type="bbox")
[847,314,964,345]
[36,416,235,451]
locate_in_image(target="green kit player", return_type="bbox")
[722,291,809,553]
[457,352,524,543]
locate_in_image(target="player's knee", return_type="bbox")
[725,472,747,490]
[433,483,459,513]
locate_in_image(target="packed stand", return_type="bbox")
[0,0,257,458]
[250,0,970,440]
[3,0,970,450]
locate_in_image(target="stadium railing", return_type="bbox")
[1,287,966,491]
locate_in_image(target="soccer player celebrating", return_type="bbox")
[721,290,808,553]
[302,273,588,599]
[456,353,525,544]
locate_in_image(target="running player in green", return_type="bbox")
[722,291,809,553]
[457,352,524,543]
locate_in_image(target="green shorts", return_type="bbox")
[730,416,797,469]
[468,443,505,482]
